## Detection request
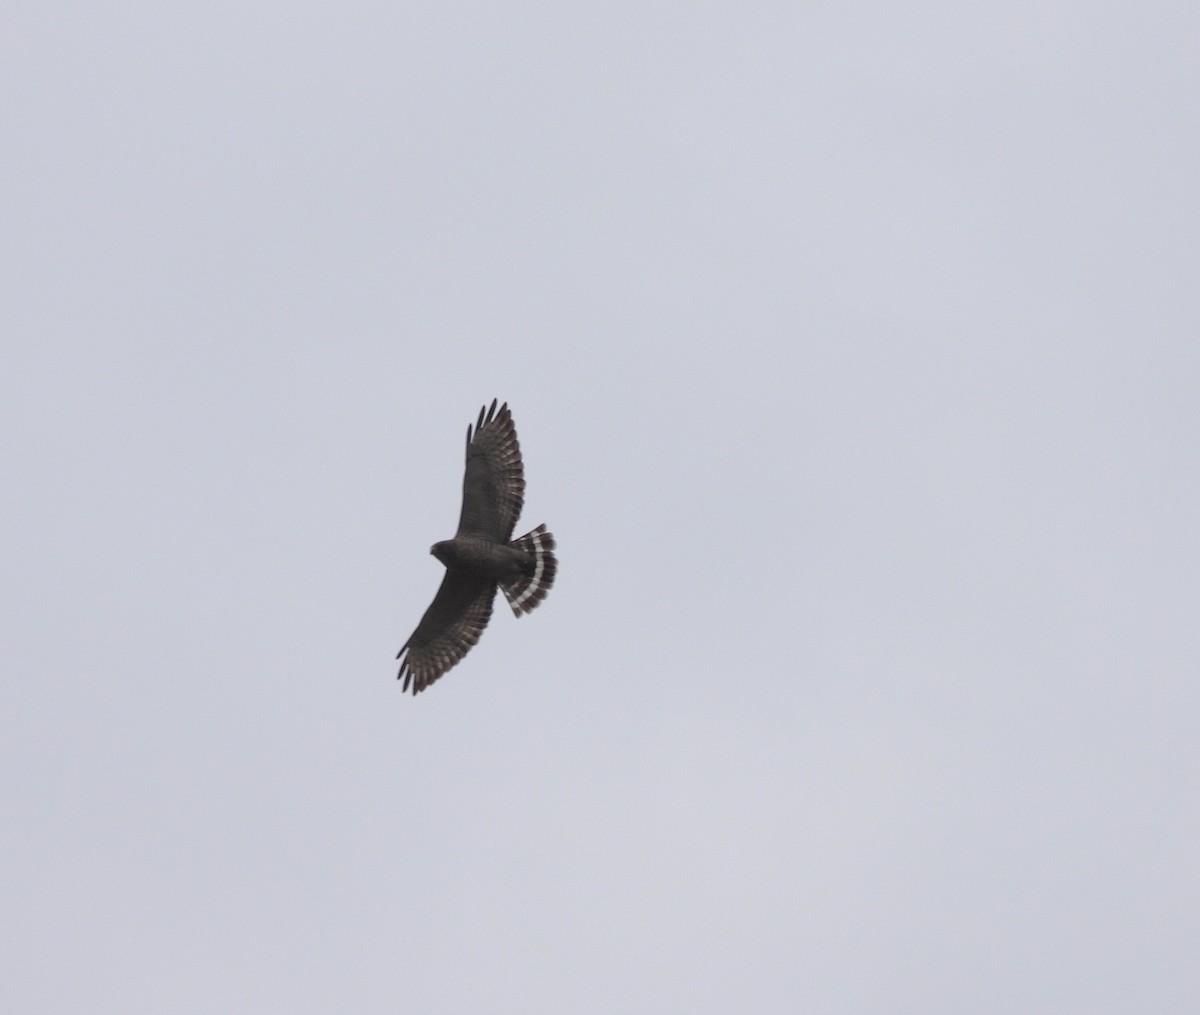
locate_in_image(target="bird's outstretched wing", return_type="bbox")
[456,399,525,541]
[396,572,497,693]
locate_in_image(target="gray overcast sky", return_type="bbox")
[3,2,1197,1012]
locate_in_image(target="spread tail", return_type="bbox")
[500,524,556,616]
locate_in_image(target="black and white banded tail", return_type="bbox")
[500,524,557,616]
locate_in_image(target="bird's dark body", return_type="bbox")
[431,537,532,577]
[396,401,557,694]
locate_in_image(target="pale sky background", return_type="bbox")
[3,2,1197,1012]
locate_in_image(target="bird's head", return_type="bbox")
[430,540,453,566]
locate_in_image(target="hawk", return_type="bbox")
[396,400,557,694]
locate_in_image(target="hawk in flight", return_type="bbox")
[396,400,557,693]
